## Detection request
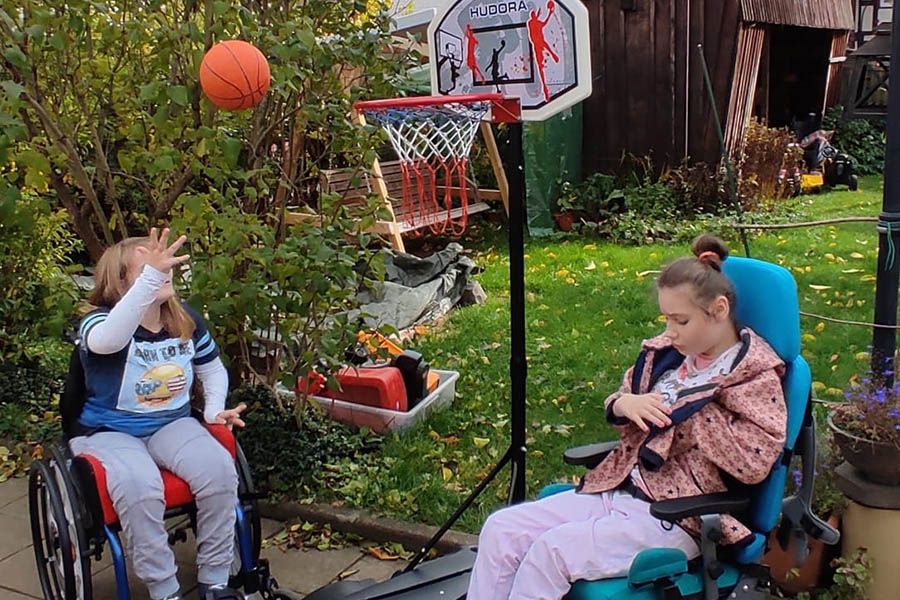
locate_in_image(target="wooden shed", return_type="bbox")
[582,0,856,172]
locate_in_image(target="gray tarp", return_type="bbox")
[355,243,480,330]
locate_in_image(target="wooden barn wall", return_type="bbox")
[725,24,765,158]
[824,31,850,110]
[583,0,742,174]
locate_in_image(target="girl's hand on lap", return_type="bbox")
[215,404,247,430]
[613,393,671,432]
[135,227,190,276]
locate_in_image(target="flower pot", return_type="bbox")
[553,212,576,232]
[764,514,841,593]
[828,410,900,486]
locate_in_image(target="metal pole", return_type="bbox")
[507,122,527,504]
[871,2,900,384]
[697,44,751,258]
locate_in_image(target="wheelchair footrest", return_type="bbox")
[628,548,689,587]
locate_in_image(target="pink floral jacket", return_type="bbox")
[579,327,787,546]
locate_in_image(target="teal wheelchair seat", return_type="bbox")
[539,256,839,600]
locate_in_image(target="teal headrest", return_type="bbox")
[722,256,801,362]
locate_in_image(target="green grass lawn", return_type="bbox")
[322,177,884,533]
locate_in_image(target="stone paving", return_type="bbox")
[0,476,405,599]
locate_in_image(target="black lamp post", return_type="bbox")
[871,3,900,384]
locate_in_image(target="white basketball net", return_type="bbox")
[358,99,492,235]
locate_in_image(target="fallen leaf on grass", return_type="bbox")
[473,437,490,448]
[809,285,831,291]
[585,260,597,271]
[850,252,865,259]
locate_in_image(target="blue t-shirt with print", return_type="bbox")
[77,304,220,437]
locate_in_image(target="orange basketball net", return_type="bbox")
[355,95,495,236]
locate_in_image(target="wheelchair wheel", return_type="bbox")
[29,458,92,600]
[235,442,261,561]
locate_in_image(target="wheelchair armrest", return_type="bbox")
[563,440,620,469]
[781,495,840,546]
[649,493,751,522]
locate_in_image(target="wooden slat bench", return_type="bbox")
[285,160,501,251]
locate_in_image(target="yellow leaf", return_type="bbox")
[801,333,816,342]
[583,244,597,250]
[657,315,667,322]
[442,467,453,481]
[861,274,877,282]
[856,351,871,360]
[555,268,569,277]
[842,269,862,274]
[601,261,610,268]
[812,381,826,392]
[650,252,658,259]
[428,430,440,441]
[809,285,831,291]
[825,253,835,261]
[566,277,576,284]
[604,319,615,327]
[815,322,825,332]
[481,356,490,365]
[531,450,544,458]
[473,437,490,448]
[585,260,597,271]
[850,252,865,259]
[826,388,843,397]
[830,354,839,363]
[526,292,536,303]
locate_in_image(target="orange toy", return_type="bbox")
[199,40,270,110]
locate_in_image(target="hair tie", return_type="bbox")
[698,251,718,262]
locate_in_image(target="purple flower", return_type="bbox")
[792,469,802,488]
[895,424,900,431]
[890,409,900,419]
[876,389,887,404]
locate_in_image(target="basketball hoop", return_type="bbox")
[354,94,518,236]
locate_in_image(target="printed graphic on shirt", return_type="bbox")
[117,338,195,413]
[653,343,742,407]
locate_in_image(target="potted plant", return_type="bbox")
[553,180,583,231]
[765,420,846,593]
[828,373,900,485]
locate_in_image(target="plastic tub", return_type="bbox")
[307,369,459,434]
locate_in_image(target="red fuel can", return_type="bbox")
[322,366,409,412]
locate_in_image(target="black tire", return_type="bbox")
[30,459,91,599]
[235,442,262,562]
[849,174,859,191]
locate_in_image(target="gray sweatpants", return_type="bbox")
[70,417,238,600]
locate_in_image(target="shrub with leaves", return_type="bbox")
[823,106,885,176]
[738,118,803,205]
[232,384,376,498]
[0,191,80,364]
[1,0,415,387]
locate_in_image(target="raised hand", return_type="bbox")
[137,227,190,275]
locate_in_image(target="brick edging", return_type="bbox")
[259,500,479,554]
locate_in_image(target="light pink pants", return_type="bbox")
[467,489,701,600]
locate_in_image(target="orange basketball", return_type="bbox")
[200,40,270,111]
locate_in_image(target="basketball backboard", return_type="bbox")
[428,0,591,121]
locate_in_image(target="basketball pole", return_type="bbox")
[506,121,528,505]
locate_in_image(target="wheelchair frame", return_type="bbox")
[28,347,301,600]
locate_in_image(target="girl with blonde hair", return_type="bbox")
[71,228,245,600]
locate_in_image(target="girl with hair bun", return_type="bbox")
[467,234,787,600]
